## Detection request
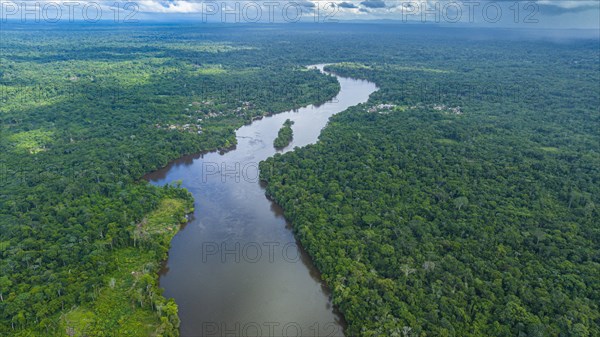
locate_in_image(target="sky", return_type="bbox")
[0,0,599,29]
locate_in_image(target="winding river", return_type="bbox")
[145,65,378,337]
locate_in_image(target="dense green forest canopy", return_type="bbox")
[0,23,343,335]
[1,22,598,336]
[260,29,599,336]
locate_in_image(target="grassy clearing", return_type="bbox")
[57,198,191,337]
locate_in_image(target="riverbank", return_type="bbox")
[58,195,193,337]
[145,65,377,336]
[48,66,367,337]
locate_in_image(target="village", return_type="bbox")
[154,99,256,134]
[367,103,463,115]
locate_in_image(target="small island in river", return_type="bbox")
[274,119,295,149]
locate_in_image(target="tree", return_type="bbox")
[453,196,469,211]
[0,276,11,302]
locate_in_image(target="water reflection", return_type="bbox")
[146,65,377,337]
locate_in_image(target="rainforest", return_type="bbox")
[1,20,599,337]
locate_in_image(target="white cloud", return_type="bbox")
[135,1,205,13]
[537,1,599,9]
[1,0,596,27]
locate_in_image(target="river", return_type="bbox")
[145,65,378,337]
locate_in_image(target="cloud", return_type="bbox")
[338,2,358,9]
[135,1,205,13]
[105,0,600,18]
[132,0,320,14]
[536,0,599,15]
[25,0,593,28]
[294,1,316,8]
[360,0,386,9]
[537,0,598,9]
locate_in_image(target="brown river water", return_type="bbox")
[145,65,378,337]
